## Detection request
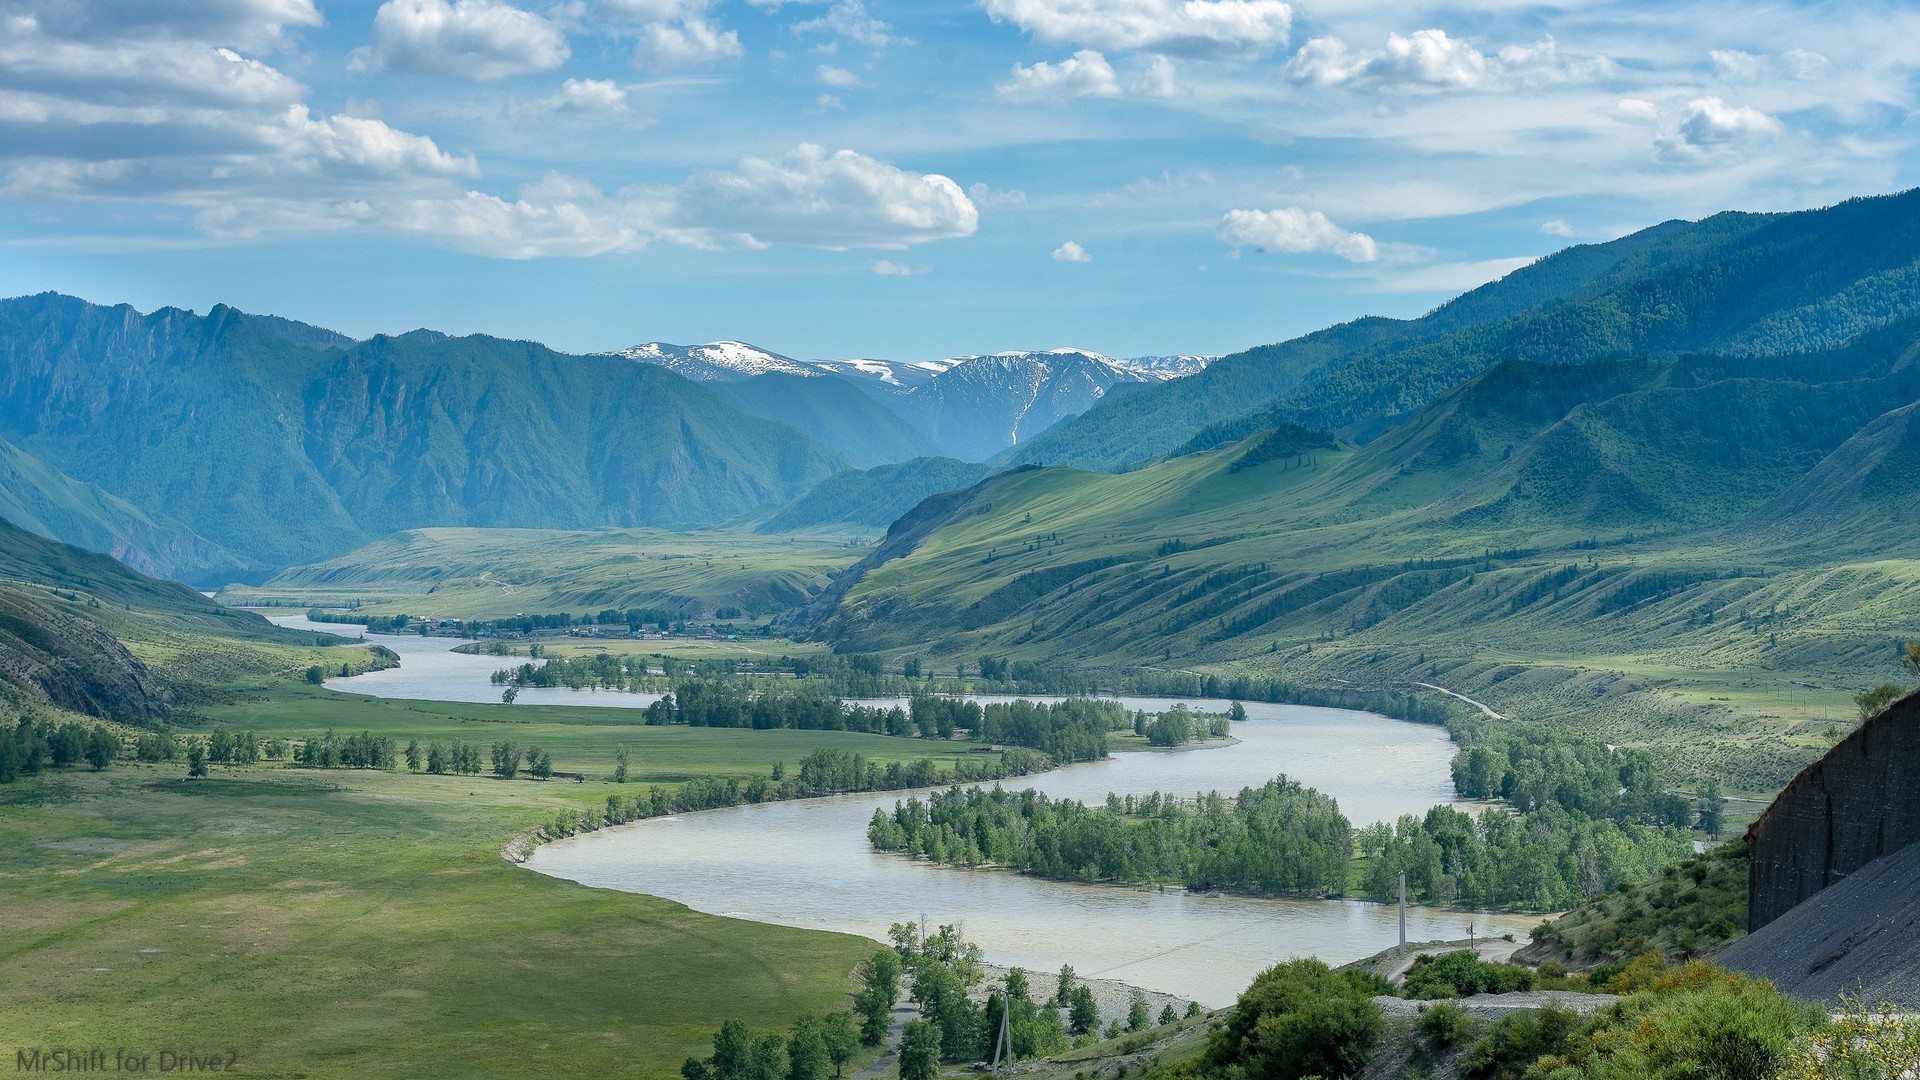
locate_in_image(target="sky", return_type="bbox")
[1,0,1915,361]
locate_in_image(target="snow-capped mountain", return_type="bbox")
[609,341,818,382]
[606,339,1214,462]
[1117,354,1216,377]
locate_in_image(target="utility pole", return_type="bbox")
[991,997,1012,1073]
[1398,870,1407,955]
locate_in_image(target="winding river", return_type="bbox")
[276,617,1541,1005]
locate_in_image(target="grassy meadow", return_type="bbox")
[0,682,983,1079]
[217,527,868,622]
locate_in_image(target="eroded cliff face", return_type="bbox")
[1747,693,1920,931]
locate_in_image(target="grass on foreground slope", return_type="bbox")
[219,526,867,622]
[0,685,983,1079]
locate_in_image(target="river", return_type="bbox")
[275,616,1542,1005]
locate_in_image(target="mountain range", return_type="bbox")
[608,342,1214,463]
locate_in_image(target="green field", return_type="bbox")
[218,526,869,622]
[0,684,990,1079]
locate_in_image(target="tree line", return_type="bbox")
[0,716,119,782]
[869,777,1355,897]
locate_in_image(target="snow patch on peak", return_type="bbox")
[605,341,817,382]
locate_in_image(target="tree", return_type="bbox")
[747,1034,786,1080]
[897,1021,940,1080]
[491,741,522,779]
[786,1014,829,1080]
[710,1019,753,1080]
[820,1012,858,1078]
[1068,985,1100,1035]
[1856,683,1904,720]
[1159,1003,1179,1026]
[1056,964,1076,1005]
[614,745,630,783]
[1202,959,1383,1080]
[305,665,326,684]
[501,685,519,705]
[187,741,207,777]
[529,746,553,779]
[1699,780,1723,839]
[426,742,447,774]
[1229,700,1249,723]
[855,947,901,1046]
[1126,989,1150,1032]
[84,725,116,771]
[404,739,422,772]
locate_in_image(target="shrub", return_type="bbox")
[1417,1000,1484,1049]
[1403,950,1534,999]
[1201,959,1383,1080]
[1458,1005,1578,1080]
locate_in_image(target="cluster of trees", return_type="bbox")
[1135,702,1232,746]
[1355,803,1695,910]
[1448,717,1692,825]
[0,716,120,781]
[973,698,1121,762]
[420,740,485,774]
[295,730,398,770]
[680,1013,860,1080]
[783,746,1044,797]
[489,741,553,780]
[869,777,1355,896]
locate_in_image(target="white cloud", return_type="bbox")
[355,0,569,80]
[1051,240,1091,262]
[672,144,977,249]
[522,77,631,117]
[1709,49,1762,83]
[635,17,741,66]
[981,0,1292,58]
[1362,255,1538,294]
[968,182,1027,207]
[1541,218,1573,237]
[997,51,1122,104]
[1288,30,1609,92]
[817,64,860,88]
[1217,207,1377,262]
[795,1,900,48]
[814,93,843,110]
[872,259,914,275]
[1651,95,1782,160]
[271,105,479,180]
[1138,56,1178,97]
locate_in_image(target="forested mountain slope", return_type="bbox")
[1006,189,1920,470]
[0,294,848,572]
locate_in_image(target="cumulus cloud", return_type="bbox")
[1138,56,1178,97]
[1288,30,1608,92]
[1051,239,1092,262]
[354,0,570,80]
[982,0,1292,58]
[1643,95,1782,161]
[872,259,914,275]
[514,78,642,123]
[673,144,977,249]
[1217,207,1377,262]
[1541,218,1573,237]
[997,51,1121,104]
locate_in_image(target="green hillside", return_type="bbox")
[0,516,348,721]
[1007,189,1920,470]
[221,526,864,621]
[0,294,850,571]
[804,321,1920,792]
[757,456,994,533]
[0,436,242,584]
[713,372,947,466]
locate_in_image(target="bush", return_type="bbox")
[1403,950,1534,999]
[1531,963,1825,1080]
[1458,1005,1578,1080]
[1201,959,1383,1080]
[1417,1000,1484,1049]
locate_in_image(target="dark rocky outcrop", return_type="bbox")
[1720,839,1920,1009]
[1744,691,1920,932]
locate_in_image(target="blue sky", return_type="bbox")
[1,0,1915,360]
